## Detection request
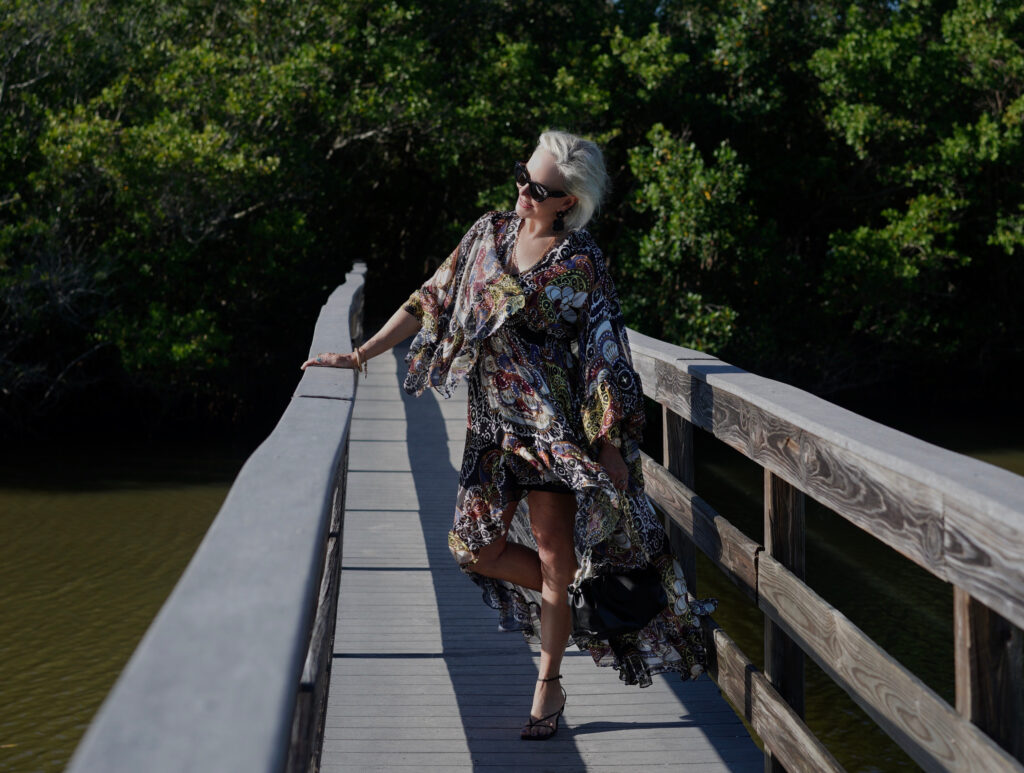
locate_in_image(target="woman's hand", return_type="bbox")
[299,307,421,373]
[598,440,629,490]
[300,351,360,370]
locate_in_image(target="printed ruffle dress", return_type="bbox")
[402,211,716,687]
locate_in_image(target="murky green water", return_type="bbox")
[0,401,1020,772]
[0,441,248,773]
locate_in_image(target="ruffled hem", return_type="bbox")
[569,553,717,687]
[464,569,541,643]
[456,530,717,687]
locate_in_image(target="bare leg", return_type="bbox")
[525,490,577,737]
[471,500,543,592]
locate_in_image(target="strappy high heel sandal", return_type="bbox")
[520,674,566,741]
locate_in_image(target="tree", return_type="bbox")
[2,0,1021,433]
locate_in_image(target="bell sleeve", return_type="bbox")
[576,250,646,450]
[403,245,459,336]
[403,211,514,397]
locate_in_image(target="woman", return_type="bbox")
[302,131,716,740]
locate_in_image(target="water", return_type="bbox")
[0,441,248,773]
[0,403,1020,772]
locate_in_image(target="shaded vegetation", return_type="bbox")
[2,0,1022,434]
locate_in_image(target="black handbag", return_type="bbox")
[568,563,668,639]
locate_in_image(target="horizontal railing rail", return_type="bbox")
[626,329,1024,772]
[67,262,366,773]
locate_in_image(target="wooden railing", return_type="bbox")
[66,263,366,773]
[627,330,1024,772]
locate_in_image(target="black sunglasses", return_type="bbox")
[514,161,568,202]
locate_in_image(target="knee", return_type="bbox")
[472,535,508,573]
[533,536,576,587]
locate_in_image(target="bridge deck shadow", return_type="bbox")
[320,345,762,771]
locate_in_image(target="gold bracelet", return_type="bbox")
[355,346,368,378]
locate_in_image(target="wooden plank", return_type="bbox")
[954,588,1024,762]
[627,328,719,363]
[641,453,759,602]
[709,387,945,571]
[629,338,1024,634]
[764,471,806,773]
[758,554,1024,772]
[291,451,347,773]
[943,497,1024,643]
[319,345,762,772]
[703,619,843,773]
[287,531,338,773]
[664,406,697,592]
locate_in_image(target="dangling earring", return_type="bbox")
[553,210,566,232]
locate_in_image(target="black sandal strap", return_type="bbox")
[538,674,562,682]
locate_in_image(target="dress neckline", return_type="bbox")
[504,214,571,278]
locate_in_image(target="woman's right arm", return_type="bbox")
[302,230,471,372]
[300,306,421,371]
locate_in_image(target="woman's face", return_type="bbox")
[514,149,578,227]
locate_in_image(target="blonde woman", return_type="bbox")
[303,131,715,740]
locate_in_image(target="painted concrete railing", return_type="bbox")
[627,330,1024,772]
[67,263,366,773]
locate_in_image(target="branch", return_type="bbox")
[8,71,50,91]
[327,129,383,158]
[41,342,108,405]
[231,201,266,220]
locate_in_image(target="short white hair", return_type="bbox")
[537,130,609,231]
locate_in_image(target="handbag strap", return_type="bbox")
[569,551,594,594]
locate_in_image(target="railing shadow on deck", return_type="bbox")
[393,345,587,767]
[392,345,756,771]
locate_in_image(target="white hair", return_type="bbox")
[537,130,609,231]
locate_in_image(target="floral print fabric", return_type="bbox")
[403,211,716,686]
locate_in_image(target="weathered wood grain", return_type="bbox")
[758,554,1024,772]
[629,337,1024,633]
[702,619,843,773]
[664,406,698,592]
[943,497,1024,646]
[764,471,806,773]
[954,588,1024,762]
[641,453,759,602]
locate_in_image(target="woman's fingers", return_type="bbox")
[300,353,331,370]
[299,352,357,370]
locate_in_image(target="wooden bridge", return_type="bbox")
[67,264,1024,772]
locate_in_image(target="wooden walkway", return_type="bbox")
[320,346,762,772]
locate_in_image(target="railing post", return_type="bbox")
[663,405,697,592]
[954,587,1024,762]
[764,470,805,773]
